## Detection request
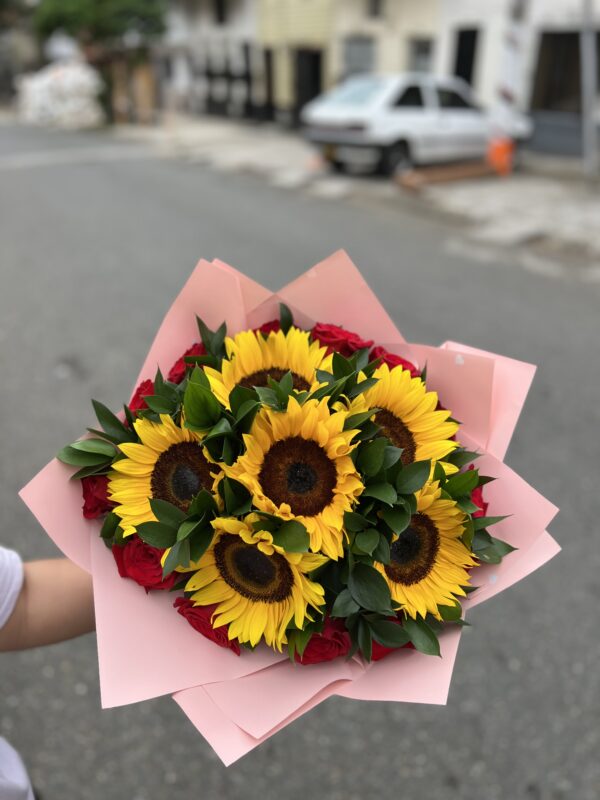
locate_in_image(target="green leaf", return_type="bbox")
[229,384,257,413]
[57,445,111,468]
[183,379,222,429]
[448,449,480,468]
[361,483,397,506]
[402,617,441,656]
[372,535,391,564]
[357,438,387,477]
[177,518,206,542]
[70,438,116,458]
[344,409,378,431]
[383,446,402,470]
[188,490,218,517]
[347,377,378,399]
[357,618,372,662]
[143,395,176,415]
[149,499,186,526]
[395,460,431,494]
[438,602,463,622]
[196,317,227,358]
[331,589,360,618]
[344,511,370,532]
[381,506,410,535]
[136,522,178,549]
[472,515,509,531]
[456,497,481,514]
[348,563,393,613]
[368,618,410,648]
[202,417,233,445]
[220,478,252,517]
[71,463,110,480]
[100,511,120,541]
[162,539,191,577]
[272,521,310,553]
[444,469,479,498]
[92,399,135,443]
[279,303,294,334]
[189,528,214,563]
[354,529,380,555]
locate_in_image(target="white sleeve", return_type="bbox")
[0,547,24,629]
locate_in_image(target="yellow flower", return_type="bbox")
[374,481,476,620]
[108,414,218,537]
[362,363,459,471]
[185,514,326,650]
[223,396,363,559]
[205,326,328,408]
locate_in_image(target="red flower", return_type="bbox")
[81,474,114,519]
[112,536,179,592]
[254,320,281,336]
[174,597,240,655]
[295,617,351,665]
[311,323,374,357]
[471,485,488,519]
[370,346,420,378]
[129,379,154,412]
[167,342,207,384]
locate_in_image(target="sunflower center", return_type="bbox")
[375,409,416,465]
[287,462,317,494]
[214,534,294,602]
[239,368,310,392]
[384,514,440,586]
[259,436,337,516]
[151,442,212,512]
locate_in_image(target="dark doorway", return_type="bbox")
[294,49,323,124]
[262,48,275,120]
[454,29,479,85]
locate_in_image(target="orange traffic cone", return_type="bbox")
[487,137,515,176]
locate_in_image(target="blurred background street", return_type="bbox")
[1,0,599,798]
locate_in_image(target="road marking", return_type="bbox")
[0,145,155,171]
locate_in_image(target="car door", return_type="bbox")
[375,82,438,164]
[435,86,490,161]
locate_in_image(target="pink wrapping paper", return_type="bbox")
[19,251,559,766]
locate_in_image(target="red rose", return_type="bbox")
[112,536,179,592]
[254,320,281,336]
[129,379,154,412]
[471,485,488,519]
[174,597,240,655]
[370,346,420,378]
[311,323,374,357]
[167,342,207,384]
[295,617,351,665]
[81,474,114,519]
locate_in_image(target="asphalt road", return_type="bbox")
[0,121,597,800]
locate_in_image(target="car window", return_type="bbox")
[437,88,475,109]
[324,76,386,106]
[392,85,424,108]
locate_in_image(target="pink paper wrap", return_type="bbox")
[20,251,559,765]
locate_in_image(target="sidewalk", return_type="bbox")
[115,113,600,259]
[114,113,320,186]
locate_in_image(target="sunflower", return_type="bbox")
[108,414,217,537]
[204,327,328,408]
[362,363,458,470]
[223,396,363,559]
[374,481,475,620]
[185,514,326,650]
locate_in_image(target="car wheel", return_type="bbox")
[378,141,412,176]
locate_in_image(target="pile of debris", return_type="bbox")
[16,59,104,129]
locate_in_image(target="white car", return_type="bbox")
[301,73,532,174]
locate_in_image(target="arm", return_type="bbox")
[0,558,95,652]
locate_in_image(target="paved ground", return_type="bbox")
[0,120,597,800]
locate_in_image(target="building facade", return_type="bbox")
[435,0,600,153]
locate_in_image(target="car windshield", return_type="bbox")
[320,76,387,106]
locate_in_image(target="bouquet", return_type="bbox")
[21,252,559,764]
